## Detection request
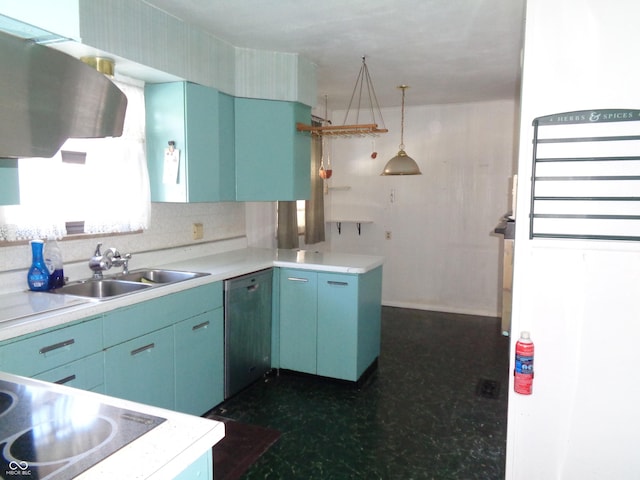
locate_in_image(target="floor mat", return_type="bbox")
[207,415,281,480]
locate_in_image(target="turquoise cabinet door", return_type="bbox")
[235,98,311,201]
[174,308,224,415]
[217,91,236,200]
[0,159,19,205]
[145,82,235,202]
[104,326,175,410]
[316,273,359,381]
[279,269,317,374]
[146,82,187,202]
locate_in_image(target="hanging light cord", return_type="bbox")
[399,85,408,150]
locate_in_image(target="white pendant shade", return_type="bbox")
[381,149,421,175]
[381,85,422,176]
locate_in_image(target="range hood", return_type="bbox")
[0,30,127,158]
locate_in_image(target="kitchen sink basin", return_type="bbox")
[47,269,210,300]
[116,269,209,284]
[49,279,152,300]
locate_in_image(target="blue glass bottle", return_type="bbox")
[27,240,50,291]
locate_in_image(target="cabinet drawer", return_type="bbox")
[104,282,220,347]
[34,351,104,392]
[0,317,103,377]
[153,282,221,319]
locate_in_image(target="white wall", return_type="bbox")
[507,1,640,478]
[326,100,517,317]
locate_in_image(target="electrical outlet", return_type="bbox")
[385,231,392,240]
[192,223,204,240]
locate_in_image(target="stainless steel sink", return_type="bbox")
[50,279,152,300]
[116,269,209,284]
[47,269,210,300]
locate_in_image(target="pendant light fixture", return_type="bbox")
[381,85,422,176]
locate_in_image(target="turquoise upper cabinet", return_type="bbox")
[0,160,20,205]
[235,98,311,201]
[145,82,235,202]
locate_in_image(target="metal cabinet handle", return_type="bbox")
[192,320,210,331]
[131,343,155,356]
[39,339,75,355]
[54,374,77,385]
[327,280,349,286]
[287,277,309,282]
[247,284,259,292]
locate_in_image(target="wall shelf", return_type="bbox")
[326,220,372,235]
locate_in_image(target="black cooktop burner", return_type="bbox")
[0,379,165,479]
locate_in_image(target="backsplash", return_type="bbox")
[0,201,246,294]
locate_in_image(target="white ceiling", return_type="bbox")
[142,0,526,110]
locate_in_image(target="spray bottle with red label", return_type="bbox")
[514,331,534,395]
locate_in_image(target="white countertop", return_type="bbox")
[0,372,225,480]
[0,247,384,341]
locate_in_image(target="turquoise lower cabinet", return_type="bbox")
[235,98,311,201]
[316,273,359,380]
[317,269,382,381]
[103,282,222,411]
[34,351,105,393]
[278,267,382,382]
[104,326,175,410]
[174,308,224,415]
[103,283,219,348]
[174,451,213,480]
[279,269,318,374]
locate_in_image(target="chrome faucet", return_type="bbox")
[89,243,132,279]
[109,248,132,275]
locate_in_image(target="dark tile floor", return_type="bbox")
[212,307,510,479]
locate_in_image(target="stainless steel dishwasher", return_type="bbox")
[223,268,273,399]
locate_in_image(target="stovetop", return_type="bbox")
[0,379,165,479]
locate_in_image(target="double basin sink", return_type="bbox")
[48,269,210,300]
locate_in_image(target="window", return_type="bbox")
[0,79,150,242]
[296,200,305,235]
